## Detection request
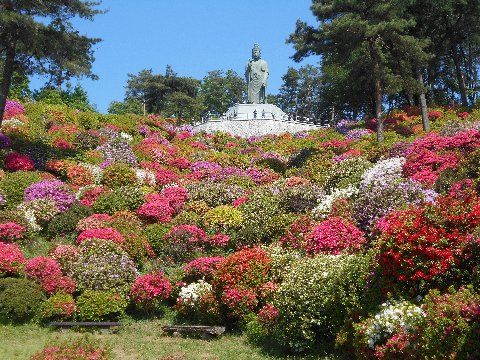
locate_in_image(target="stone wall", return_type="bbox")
[193,119,323,137]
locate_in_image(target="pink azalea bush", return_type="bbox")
[130,272,172,312]
[0,241,26,276]
[0,222,26,242]
[306,217,366,255]
[77,227,125,245]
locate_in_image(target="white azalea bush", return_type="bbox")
[313,185,358,220]
[177,280,212,307]
[353,300,425,356]
[175,280,222,325]
[272,253,373,352]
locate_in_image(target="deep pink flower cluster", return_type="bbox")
[208,233,230,247]
[3,100,25,119]
[161,186,188,212]
[306,217,366,255]
[0,222,26,242]
[4,152,35,171]
[77,227,125,245]
[136,198,174,223]
[155,168,178,186]
[0,242,26,276]
[257,303,279,326]
[26,256,76,294]
[26,256,62,280]
[130,273,172,304]
[24,180,76,212]
[184,256,224,280]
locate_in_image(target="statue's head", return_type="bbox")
[252,43,261,60]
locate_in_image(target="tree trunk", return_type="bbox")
[452,46,469,107]
[417,68,429,132]
[374,75,383,143]
[369,38,383,143]
[0,42,16,125]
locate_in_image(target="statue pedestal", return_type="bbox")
[223,103,288,121]
[193,103,323,137]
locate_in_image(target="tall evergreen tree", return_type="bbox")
[0,0,102,122]
[289,0,430,142]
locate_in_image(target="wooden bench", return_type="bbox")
[48,321,121,333]
[162,325,226,339]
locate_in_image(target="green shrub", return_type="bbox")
[322,157,372,193]
[45,203,93,238]
[278,184,323,213]
[416,286,480,359]
[237,190,294,245]
[0,171,42,208]
[187,182,245,207]
[101,162,137,188]
[143,223,171,255]
[203,205,243,232]
[39,293,76,322]
[92,186,144,214]
[69,239,137,294]
[0,277,45,323]
[273,254,372,352]
[76,290,128,321]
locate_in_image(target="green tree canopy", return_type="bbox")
[199,69,245,115]
[0,0,103,122]
[289,0,430,141]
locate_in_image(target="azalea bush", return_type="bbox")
[68,239,137,294]
[130,272,172,313]
[31,336,111,360]
[272,254,372,352]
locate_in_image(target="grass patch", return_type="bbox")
[0,319,347,359]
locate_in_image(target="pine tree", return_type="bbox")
[289,0,430,142]
[0,1,102,122]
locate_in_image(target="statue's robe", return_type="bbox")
[246,59,268,104]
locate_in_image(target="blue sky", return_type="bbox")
[31,0,318,113]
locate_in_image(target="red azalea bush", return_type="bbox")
[41,275,76,295]
[214,247,271,291]
[77,227,125,245]
[0,222,26,242]
[306,217,366,255]
[78,186,106,207]
[376,191,480,288]
[131,273,172,312]
[221,288,258,319]
[4,152,35,171]
[31,337,110,360]
[0,242,26,276]
[184,256,224,281]
[136,199,174,223]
